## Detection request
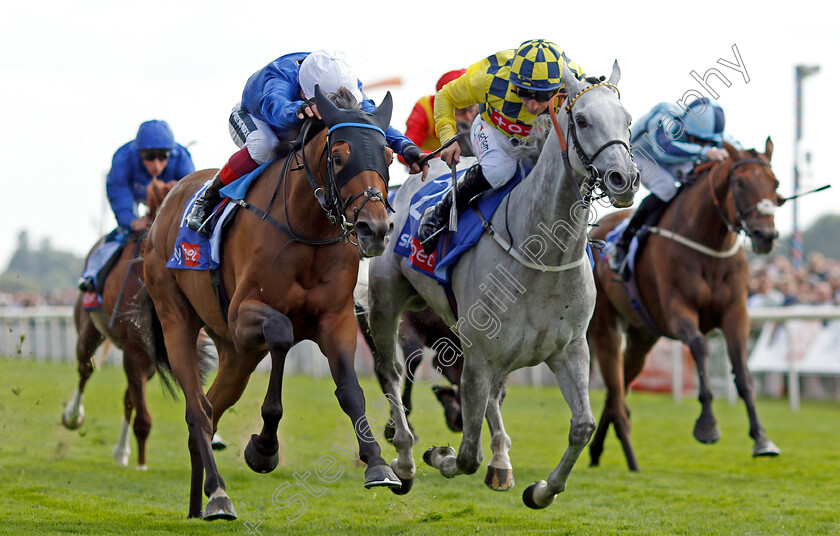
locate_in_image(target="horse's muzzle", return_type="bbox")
[356,219,393,258]
[750,228,778,255]
[604,168,640,208]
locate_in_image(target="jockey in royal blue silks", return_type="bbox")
[77,120,195,293]
[610,97,742,273]
[184,49,430,237]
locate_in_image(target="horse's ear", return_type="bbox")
[314,85,341,127]
[371,91,393,131]
[765,136,773,161]
[723,141,739,159]
[562,62,581,97]
[607,60,621,86]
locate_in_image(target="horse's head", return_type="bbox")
[722,138,781,254]
[145,178,175,222]
[314,85,393,257]
[560,61,639,208]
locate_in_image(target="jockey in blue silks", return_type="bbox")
[185,49,429,236]
[78,120,195,292]
[611,97,741,272]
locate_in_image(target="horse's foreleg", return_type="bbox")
[63,303,103,429]
[721,306,780,457]
[112,387,133,467]
[484,377,514,491]
[670,313,719,444]
[586,302,624,469]
[524,338,595,510]
[320,312,400,491]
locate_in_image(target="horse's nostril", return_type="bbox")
[607,171,625,190]
[355,222,373,238]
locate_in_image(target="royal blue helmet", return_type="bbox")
[136,120,175,150]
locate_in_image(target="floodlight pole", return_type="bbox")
[792,64,820,268]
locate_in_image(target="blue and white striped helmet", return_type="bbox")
[683,98,725,143]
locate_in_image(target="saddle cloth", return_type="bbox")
[393,168,523,284]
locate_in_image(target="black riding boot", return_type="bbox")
[611,193,667,272]
[417,164,492,255]
[186,172,224,237]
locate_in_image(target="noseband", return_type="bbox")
[549,82,633,204]
[708,156,775,237]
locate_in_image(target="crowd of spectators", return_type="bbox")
[747,252,840,307]
[2,254,839,309]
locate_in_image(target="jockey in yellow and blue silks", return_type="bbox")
[416,39,586,254]
[611,97,741,272]
[186,49,429,236]
[78,120,195,292]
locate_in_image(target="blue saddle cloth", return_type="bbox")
[393,168,524,284]
[165,180,239,271]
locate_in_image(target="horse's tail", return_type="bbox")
[137,284,179,398]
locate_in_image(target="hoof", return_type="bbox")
[62,410,84,430]
[364,464,401,489]
[523,481,555,510]
[484,465,515,491]
[211,433,227,451]
[753,438,781,457]
[389,476,414,495]
[113,447,130,467]
[244,435,279,474]
[135,464,148,471]
[423,445,455,468]
[693,420,720,444]
[203,495,237,521]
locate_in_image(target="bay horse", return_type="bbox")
[587,138,783,472]
[366,62,639,508]
[143,87,397,520]
[62,179,175,469]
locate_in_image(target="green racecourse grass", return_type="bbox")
[1,358,838,536]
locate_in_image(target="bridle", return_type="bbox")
[708,155,776,237]
[548,82,633,205]
[233,117,391,247]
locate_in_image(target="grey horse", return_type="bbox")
[365,62,639,509]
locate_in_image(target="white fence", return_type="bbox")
[3,306,839,405]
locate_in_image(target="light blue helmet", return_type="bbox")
[136,120,175,150]
[683,98,725,143]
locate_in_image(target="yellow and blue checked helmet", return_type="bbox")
[509,39,565,91]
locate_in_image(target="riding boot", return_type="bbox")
[611,193,667,273]
[417,164,493,255]
[186,172,224,237]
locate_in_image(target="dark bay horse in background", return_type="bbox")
[366,63,639,509]
[587,139,783,471]
[144,87,397,520]
[62,179,175,469]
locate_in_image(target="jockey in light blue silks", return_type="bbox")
[78,120,195,293]
[611,97,741,273]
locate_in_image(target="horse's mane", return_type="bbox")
[293,87,362,143]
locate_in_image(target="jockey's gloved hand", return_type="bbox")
[296,97,317,120]
[401,142,425,166]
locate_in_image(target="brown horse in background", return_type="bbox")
[587,139,782,471]
[62,178,175,469]
[143,87,397,520]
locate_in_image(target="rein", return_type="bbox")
[234,118,390,247]
[708,156,774,236]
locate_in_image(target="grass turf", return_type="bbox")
[0,358,838,535]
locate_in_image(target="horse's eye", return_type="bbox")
[331,154,343,166]
[576,115,588,127]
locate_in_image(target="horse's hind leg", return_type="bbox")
[614,327,659,471]
[368,260,419,493]
[586,296,624,469]
[63,299,103,429]
[523,338,595,509]
[484,377,513,491]
[721,306,780,457]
